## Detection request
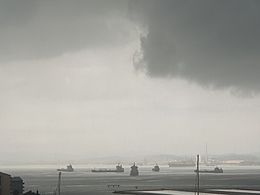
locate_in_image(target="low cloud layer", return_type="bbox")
[1,0,260,92]
[0,0,131,61]
[130,0,260,92]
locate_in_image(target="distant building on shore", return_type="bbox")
[12,177,24,195]
[0,172,12,195]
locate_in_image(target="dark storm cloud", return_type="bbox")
[0,0,129,61]
[130,0,260,92]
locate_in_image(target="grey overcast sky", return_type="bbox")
[1,0,260,163]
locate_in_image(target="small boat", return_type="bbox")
[152,164,160,172]
[130,163,139,176]
[194,167,223,173]
[57,164,74,172]
[91,164,124,173]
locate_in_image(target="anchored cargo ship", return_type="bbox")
[57,164,74,172]
[194,167,223,173]
[152,164,160,172]
[91,164,124,173]
[130,163,139,176]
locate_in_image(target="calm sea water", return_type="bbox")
[1,165,260,195]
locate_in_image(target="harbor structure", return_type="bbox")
[53,172,62,195]
[11,177,24,195]
[0,172,12,195]
[57,172,61,195]
[24,191,40,195]
[196,154,200,195]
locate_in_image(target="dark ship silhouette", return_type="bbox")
[152,164,160,172]
[91,164,124,173]
[130,163,139,176]
[194,166,223,173]
[57,164,74,172]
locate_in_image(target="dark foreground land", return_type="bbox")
[2,166,260,195]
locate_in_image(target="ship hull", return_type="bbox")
[57,169,73,172]
[194,170,223,173]
[91,169,124,173]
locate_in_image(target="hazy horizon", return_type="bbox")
[1,0,260,164]
[1,152,260,166]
